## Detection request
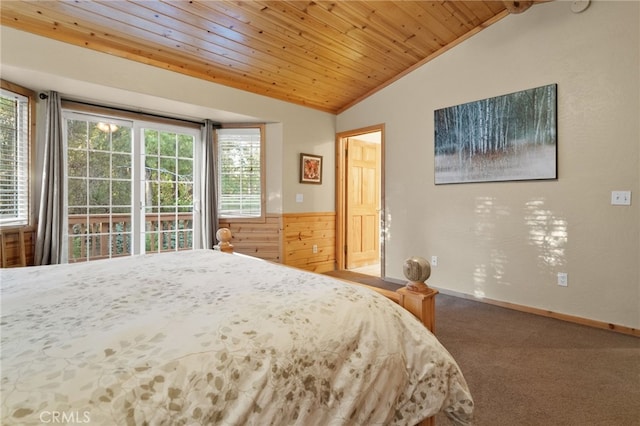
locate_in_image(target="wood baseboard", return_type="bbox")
[434,287,639,337]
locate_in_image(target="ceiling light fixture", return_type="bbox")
[96,122,118,133]
[503,1,533,14]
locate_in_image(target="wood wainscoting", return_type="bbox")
[219,212,336,272]
[282,212,336,273]
[1,214,336,271]
[218,214,283,263]
[0,227,35,267]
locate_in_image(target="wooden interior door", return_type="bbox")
[346,138,380,269]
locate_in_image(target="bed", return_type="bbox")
[1,248,473,425]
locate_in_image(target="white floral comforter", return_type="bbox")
[1,250,473,425]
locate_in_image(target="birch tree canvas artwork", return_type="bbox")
[434,84,557,184]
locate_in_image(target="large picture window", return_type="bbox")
[0,86,31,227]
[216,125,265,220]
[64,111,201,262]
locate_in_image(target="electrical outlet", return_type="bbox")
[431,256,438,267]
[557,272,568,287]
[312,244,318,254]
[611,190,631,206]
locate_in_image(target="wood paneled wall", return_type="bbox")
[219,212,337,272]
[282,212,336,273]
[218,214,282,263]
[1,214,337,271]
[0,227,35,267]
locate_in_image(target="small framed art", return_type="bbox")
[300,153,323,184]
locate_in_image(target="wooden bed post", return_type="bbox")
[417,415,436,426]
[397,256,438,333]
[399,258,438,426]
[397,287,438,333]
[214,228,234,253]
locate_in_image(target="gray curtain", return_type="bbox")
[34,91,65,265]
[201,120,219,249]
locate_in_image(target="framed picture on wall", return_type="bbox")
[434,83,557,184]
[300,153,323,184]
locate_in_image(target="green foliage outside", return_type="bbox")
[218,129,261,217]
[0,93,27,223]
[66,120,195,261]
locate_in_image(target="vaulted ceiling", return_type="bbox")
[1,1,543,114]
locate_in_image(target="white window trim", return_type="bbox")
[0,84,33,228]
[216,124,266,223]
[62,110,203,260]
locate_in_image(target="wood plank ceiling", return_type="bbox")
[0,1,540,114]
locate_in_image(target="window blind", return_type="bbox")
[0,89,29,226]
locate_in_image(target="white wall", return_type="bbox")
[0,27,336,215]
[338,1,640,328]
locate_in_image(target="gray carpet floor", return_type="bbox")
[434,293,639,426]
[324,271,640,426]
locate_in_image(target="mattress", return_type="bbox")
[1,249,473,425]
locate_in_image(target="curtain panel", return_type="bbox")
[201,120,218,249]
[34,91,65,265]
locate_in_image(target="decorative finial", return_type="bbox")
[215,228,234,253]
[403,256,431,292]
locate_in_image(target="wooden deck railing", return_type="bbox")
[68,213,193,262]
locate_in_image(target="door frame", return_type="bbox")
[335,124,385,275]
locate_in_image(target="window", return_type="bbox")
[66,114,134,261]
[0,85,32,227]
[143,127,197,254]
[216,125,265,220]
[64,111,201,262]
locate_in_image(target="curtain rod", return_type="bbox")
[40,92,221,128]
